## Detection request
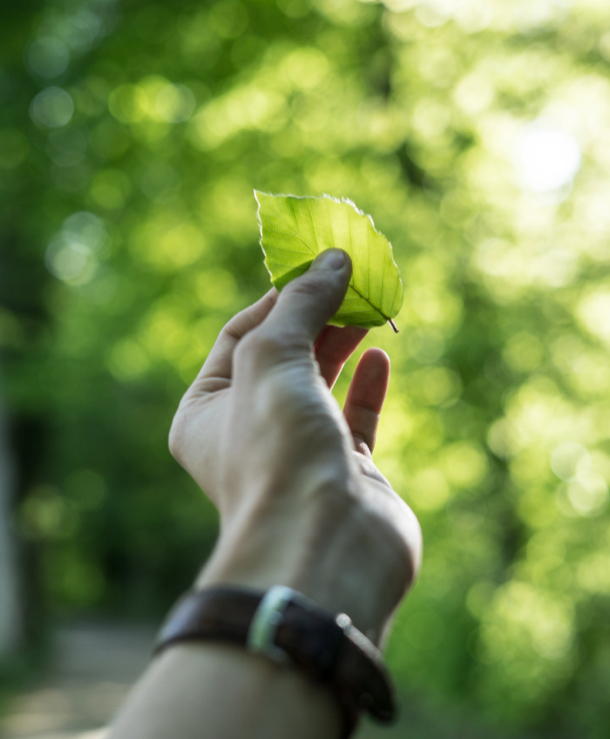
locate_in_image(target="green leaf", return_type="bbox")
[255,191,403,330]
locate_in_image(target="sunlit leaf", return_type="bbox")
[255,191,403,330]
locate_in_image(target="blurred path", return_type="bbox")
[0,622,156,739]
[0,622,403,739]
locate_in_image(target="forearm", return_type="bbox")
[109,641,342,739]
[109,484,410,739]
[110,255,422,739]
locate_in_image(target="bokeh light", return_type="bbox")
[515,122,582,194]
[30,87,74,128]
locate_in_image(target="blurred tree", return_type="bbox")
[0,376,21,657]
[0,0,56,656]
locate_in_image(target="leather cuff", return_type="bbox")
[154,585,397,738]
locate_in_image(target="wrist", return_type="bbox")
[155,584,397,734]
[195,478,413,646]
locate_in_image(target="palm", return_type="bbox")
[171,291,392,505]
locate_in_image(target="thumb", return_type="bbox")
[263,249,352,344]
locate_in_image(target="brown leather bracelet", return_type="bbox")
[154,585,397,738]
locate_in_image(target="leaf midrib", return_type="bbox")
[261,193,398,326]
[270,233,392,323]
[347,283,390,323]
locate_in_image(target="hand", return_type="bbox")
[169,249,422,645]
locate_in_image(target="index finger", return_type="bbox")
[196,289,278,382]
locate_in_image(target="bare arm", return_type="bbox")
[109,249,422,739]
[109,642,342,739]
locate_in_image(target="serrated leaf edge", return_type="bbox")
[254,190,403,326]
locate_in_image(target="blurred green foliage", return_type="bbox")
[2,0,610,735]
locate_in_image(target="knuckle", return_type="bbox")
[286,275,327,301]
[235,329,294,368]
[233,332,263,367]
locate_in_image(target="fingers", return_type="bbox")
[344,348,390,453]
[197,289,278,381]
[260,249,352,347]
[314,325,368,389]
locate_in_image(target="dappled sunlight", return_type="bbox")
[408,467,451,511]
[577,286,610,347]
[3,0,610,735]
[514,123,581,195]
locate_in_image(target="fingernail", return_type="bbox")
[314,249,346,271]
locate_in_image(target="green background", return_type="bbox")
[2,0,610,736]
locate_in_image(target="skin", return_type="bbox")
[109,249,422,739]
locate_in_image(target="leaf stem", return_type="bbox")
[388,319,399,333]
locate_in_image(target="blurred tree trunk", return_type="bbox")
[0,366,21,658]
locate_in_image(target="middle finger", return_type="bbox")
[314,325,368,389]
